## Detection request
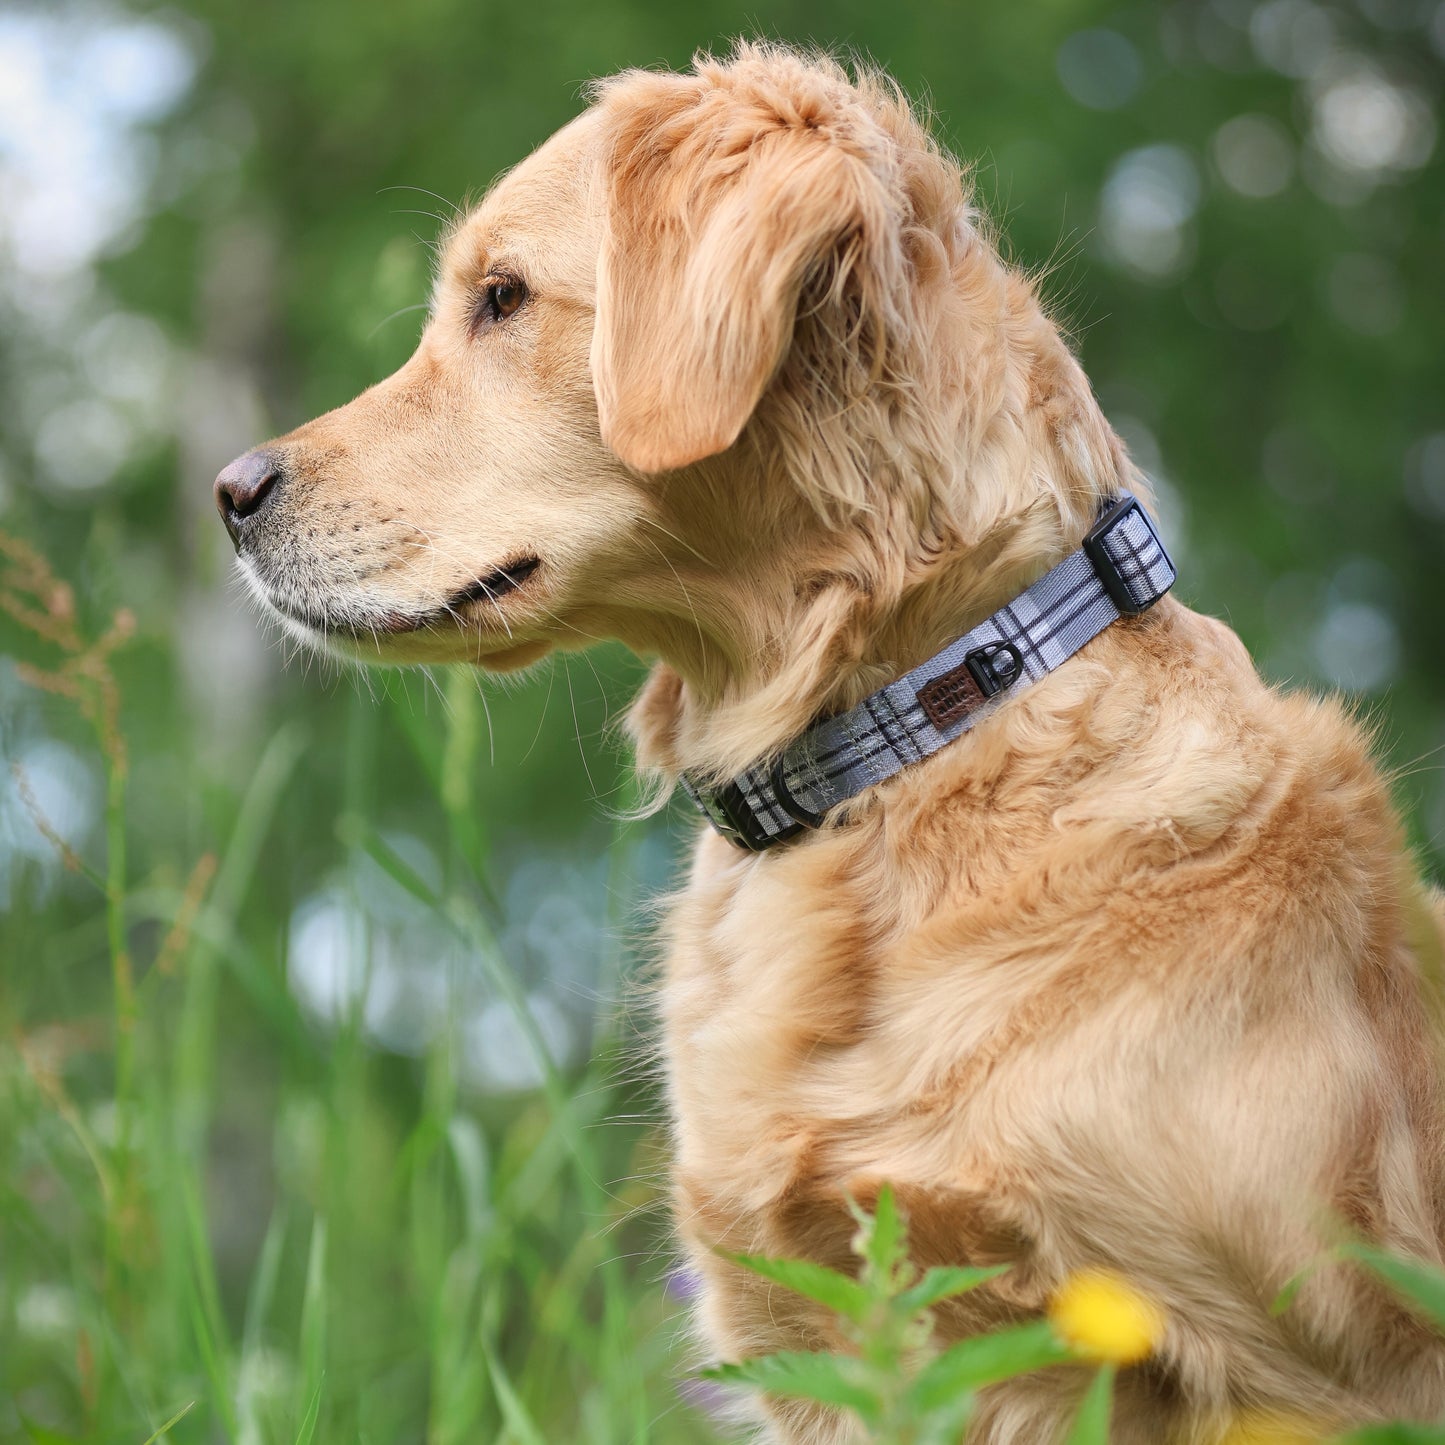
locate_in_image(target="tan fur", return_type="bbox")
[226,45,1445,1443]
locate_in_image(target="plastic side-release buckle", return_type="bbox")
[682,776,795,852]
[1082,492,1172,616]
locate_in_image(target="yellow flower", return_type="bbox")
[1048,1270,1165,1364]
[1216,1412,1327,1444]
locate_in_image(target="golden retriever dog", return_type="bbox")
[214,44,1445,1443]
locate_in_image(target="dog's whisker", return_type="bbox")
[637,527,706,663]
[522,656,558,765]
[479,673,497,767]
[562,656,598,803]
[637,511,714,567]
[365,302,430,341]
[377,182,463,218]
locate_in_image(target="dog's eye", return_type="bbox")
[475,274,528,328]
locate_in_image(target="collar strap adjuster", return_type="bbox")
[770,753,829,831]
[965,641,1024,698]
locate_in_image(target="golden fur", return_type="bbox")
[223,45,1445,1443]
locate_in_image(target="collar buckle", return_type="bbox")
[681,776,790,853]
[1083,492,1174,616]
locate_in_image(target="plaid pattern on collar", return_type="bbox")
[680,492,1176,852]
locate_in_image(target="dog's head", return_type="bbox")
[217,46,1125,772]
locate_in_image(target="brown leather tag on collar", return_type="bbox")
[917,662,986,731]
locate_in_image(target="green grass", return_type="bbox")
[1,534,712,1445]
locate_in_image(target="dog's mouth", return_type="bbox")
[442,555,542,613]
[254,554,543,640]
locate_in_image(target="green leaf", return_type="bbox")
[702,1352,881,1421]
[896,1264,1011,1316]
[872,1185,905,1277]
[482,1341,548,1445]
[1269,1262,1315,1318]
[297,1215,328,1434]
[914,1395,979,1445]
[341,816,443,907]
[722,1252,870,1321]
[179,1169,238,1438]
[1333,1427,1445,1444]
[1062,1366,1115,1445]
[19,1416,82,1445]
[849,1183,905,1281]
[138,1402,196,1445]
[1340,1242,1445,1335]
[447,1114,491,1244]
[907,1321,1072,1412]
[293,1383,322,1445]
[241,1205,287,1360]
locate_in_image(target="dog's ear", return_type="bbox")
[591,68,898,474]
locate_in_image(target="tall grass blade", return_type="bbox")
[293,1383,322,1445]
[1062,1365,1115,1445]
[297,1215,328,1438]
[138,1400,196,1445]
[179,1167,238,1437]
[483,1341,548,1445]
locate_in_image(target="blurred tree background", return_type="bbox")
[1,0,1442,1441]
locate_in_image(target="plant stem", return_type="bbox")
[107,758,134,1140]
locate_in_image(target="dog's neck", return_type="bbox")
[625,244,1140,784]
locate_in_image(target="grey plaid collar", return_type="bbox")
[681,492,1176,851]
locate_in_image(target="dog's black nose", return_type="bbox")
[214,449,282,548]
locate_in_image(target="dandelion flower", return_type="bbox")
[1048,1270,1164,1364]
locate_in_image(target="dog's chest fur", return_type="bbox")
[660,608,1253,1246]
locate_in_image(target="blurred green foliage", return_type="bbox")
[1,0,1442,1440]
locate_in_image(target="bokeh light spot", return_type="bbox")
[1056,29,1143,112]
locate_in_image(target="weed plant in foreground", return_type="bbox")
[709,1188,1445,1444]
[710,1184,1445,1445]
